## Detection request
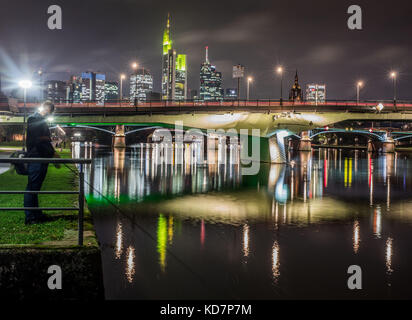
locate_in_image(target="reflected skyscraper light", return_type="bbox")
[115,221,123,259]
[353,220,360,254]
[272,241,280,282]
[386,237,393,274]
[125,246,135,283]
[242,224,250,258]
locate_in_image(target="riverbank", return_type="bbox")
[0,151,104,300]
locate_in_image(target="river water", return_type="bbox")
[76,143,412,299]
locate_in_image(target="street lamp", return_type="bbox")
[37,70,44,101]
[19,79,32,151]
[276,66,284,106]
[247,77,253,101]
[390,71,397,111]
[356,81,363,104]
[120,74,126,102]
[131,62,138,106]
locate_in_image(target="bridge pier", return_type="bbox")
[113,125,126,148]
[299,131,312,151]
[383,137,395,153]
[256,134,287,164]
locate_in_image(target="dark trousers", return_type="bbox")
[24,162,49,221]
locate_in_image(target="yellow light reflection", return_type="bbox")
[115,222,123,259]
[272,241,280,282]
[353,220,360,254]
[125,246,135,283]
[243,224,250,257]
[168,216,174,244]
[157,214,168,272]
[373,207,382,238]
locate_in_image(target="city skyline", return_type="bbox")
[1,0,412,100]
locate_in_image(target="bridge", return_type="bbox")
[2,99,412,163]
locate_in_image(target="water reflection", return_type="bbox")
[82,145,412,299]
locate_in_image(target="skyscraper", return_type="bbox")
[44,80,67,103]
[161,14,187,101]
[306,84,326,103]
[81,71,106,105]
[105,81,119,101]
[199,46,223,101]
[130,68,154,102]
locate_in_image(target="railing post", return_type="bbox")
[78,164,84,246]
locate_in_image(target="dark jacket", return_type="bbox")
[26,112,55,158]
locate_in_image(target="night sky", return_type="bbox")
[1,0,411,100]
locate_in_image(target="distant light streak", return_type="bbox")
[385,237,393,274]
[243,224,250,257]
[373,207,382,238]
[125,246,135,283]
[115,222,123,259]
[353,220,360,254]
[272,241,280,282]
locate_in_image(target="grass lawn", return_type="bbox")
[0,151,93,245]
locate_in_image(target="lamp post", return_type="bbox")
[247,77,253,101]
[356,81,363,105]
[120,74,126,102]
[276,66,283,106]
[390,71,397,111]
[132,62,138,106]
[19,79,32,151]
[38,70,43,101]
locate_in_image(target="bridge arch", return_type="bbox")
[309,129,385,141]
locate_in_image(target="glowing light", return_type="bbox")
[120,74,126,80]
[46,116,54,122]
[242,224,250,257]
[272,241,280,282]
[131,62,138,70]
[385,237,393,274]
[376,103,384,112]
[38,106,44,113]
[357,81,364,88]
[390,71,397,79]
[18,79,32,89]
[115,222,123,259]
[276,66,283,74]
[247,76,253,82]
[353,220,360,254]
[125,246,135,283]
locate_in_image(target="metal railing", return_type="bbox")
[0,158,92,245]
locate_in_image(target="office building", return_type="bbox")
[306,84,326,103]
[199,46,223,101]
[44,80,67,103]
[105,81,119,101]
[161,14,187,100]
[81,71,106,105]
[130,68,154,102]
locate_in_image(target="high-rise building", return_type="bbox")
[306,84,326,103]
[81,71,106,105]
[105,81,119,101]
[199,46,223,101]
[161,14,187,101]
[130,68,154,102]
[289,70,303,102]
[66,76,82,103]
[44,80,67,103]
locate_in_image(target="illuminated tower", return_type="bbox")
[161,13,187,101]
[200,46,223,101]
[289,70,303,102]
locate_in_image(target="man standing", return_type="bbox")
[24,100,60,225]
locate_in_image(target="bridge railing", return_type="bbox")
[4,98,412,115]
